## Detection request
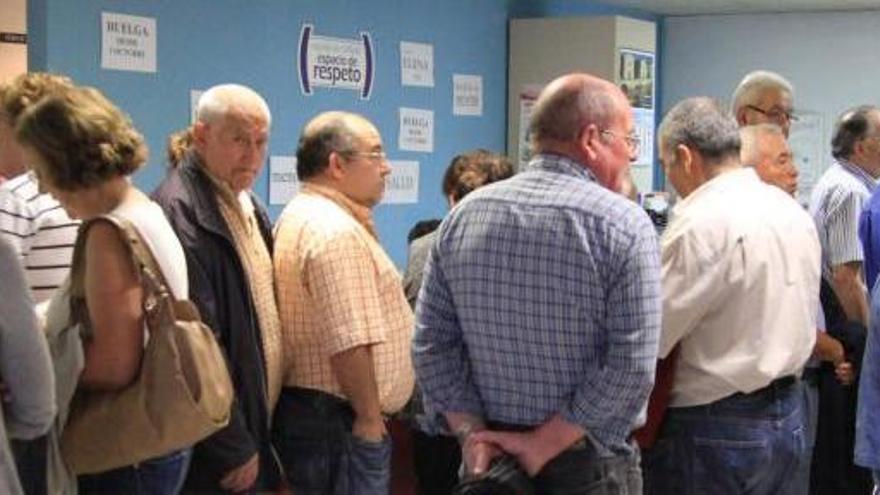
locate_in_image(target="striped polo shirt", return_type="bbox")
[0,173,79,303]
[808,159,877,281]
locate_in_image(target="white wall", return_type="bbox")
[0,0,26,82]
[662,10,880,200]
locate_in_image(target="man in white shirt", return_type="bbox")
[647,97,820,494]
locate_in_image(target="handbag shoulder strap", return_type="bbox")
[95,213,174,303]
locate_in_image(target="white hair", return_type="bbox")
[197,83,271,126]
[731,70,794,114]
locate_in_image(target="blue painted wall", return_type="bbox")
[27,0,662,266]
[27,0,509,268]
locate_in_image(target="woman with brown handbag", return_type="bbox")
[14,85,193,494]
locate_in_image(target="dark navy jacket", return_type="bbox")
[152,153,281,492]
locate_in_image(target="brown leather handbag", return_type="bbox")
[61,214,233,474]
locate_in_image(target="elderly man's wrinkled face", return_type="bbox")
[592,94,638,193]
[742,88,795,138]
[753,132,798,196]
[195,106,269,193]
[336,119,391,208]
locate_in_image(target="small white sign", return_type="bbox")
[382,161,419,204]
[400,41,434,87]
[399,108,434,153]
[190,89,204,124]
[101,12,157,73]
[269,156,299,206]
[453,74,483,116]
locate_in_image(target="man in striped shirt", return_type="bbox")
[809,105,880,493]
[0,73,79,304]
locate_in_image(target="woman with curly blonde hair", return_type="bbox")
[15,86,192,494]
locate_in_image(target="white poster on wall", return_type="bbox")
[453,74,482,116]
[632,108,655,168]
[517,86,541,171]
[269,156,299,206]
[190,89,203,124]
[400,41,434,87]
[382,160,420,204]
[789,111,826,205]
[101,12,157,73]
[298,24,375,99]
[399,108,434,153]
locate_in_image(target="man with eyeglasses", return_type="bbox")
[273,111,414,494]
[649,97,820,494]
[732,70,797,137]
[413,73,660,492]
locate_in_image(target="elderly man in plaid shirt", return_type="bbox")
[413,73,662,493]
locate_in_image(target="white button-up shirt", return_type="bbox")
[661,168,820,407]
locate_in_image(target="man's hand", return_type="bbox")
[472,414,585,476]
[835,361,855,385]
[471,429,554,476]
[219,453,259,493]
[461,436,502,478]
[352,415,387,442]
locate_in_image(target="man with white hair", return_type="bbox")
[153,84,283,493]
[651,97,819,493]
[731,70,796,138]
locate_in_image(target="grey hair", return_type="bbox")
[731,70,794,114]
[832,105,880,160]
[295,111,364,180]
[740,123,785,166]
[659,97,741,164]
[197,83,271,126]
[529,79,616,150]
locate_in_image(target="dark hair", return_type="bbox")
[295,112,357,180]
[832,105,880,160]
[442,150,514,203]
[166,127,193,168]
[15,86,147,191]
[407,219,442,244]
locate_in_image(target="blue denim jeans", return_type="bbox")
[645,377,806,495]
[272,387,391,495]
[77,449,191,494]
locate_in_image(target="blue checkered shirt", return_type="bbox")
[412,154,662,455]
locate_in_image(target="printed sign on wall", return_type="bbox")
[400,42,434,87]
[298,24,374,99]
[269,156,299,206]
[101,12,156,73]
[399,108,434,153]
[453,74,483,116]
[382,161,419,204]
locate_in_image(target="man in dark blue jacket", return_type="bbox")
[153,83,283,494]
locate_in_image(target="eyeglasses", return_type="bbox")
[745,105,798,123]
[601,130,640,153]
[344,150,387,163]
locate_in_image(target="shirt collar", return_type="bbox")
[301,182,377,238]
[529,153,599,184]
[671,167,757,217]
[836,158,878,192]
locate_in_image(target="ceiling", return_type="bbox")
[596,0,880,15]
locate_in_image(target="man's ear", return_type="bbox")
[580,124,601,161]
[327,151,347,180]
[192,121,209,150]
[735,108,749,128]
[677,144,694,175]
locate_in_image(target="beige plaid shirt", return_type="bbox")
[274,183,414,413]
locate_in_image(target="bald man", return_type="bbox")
[273,111,414,494]
[153,84,283,493]
[413,73,661,492]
